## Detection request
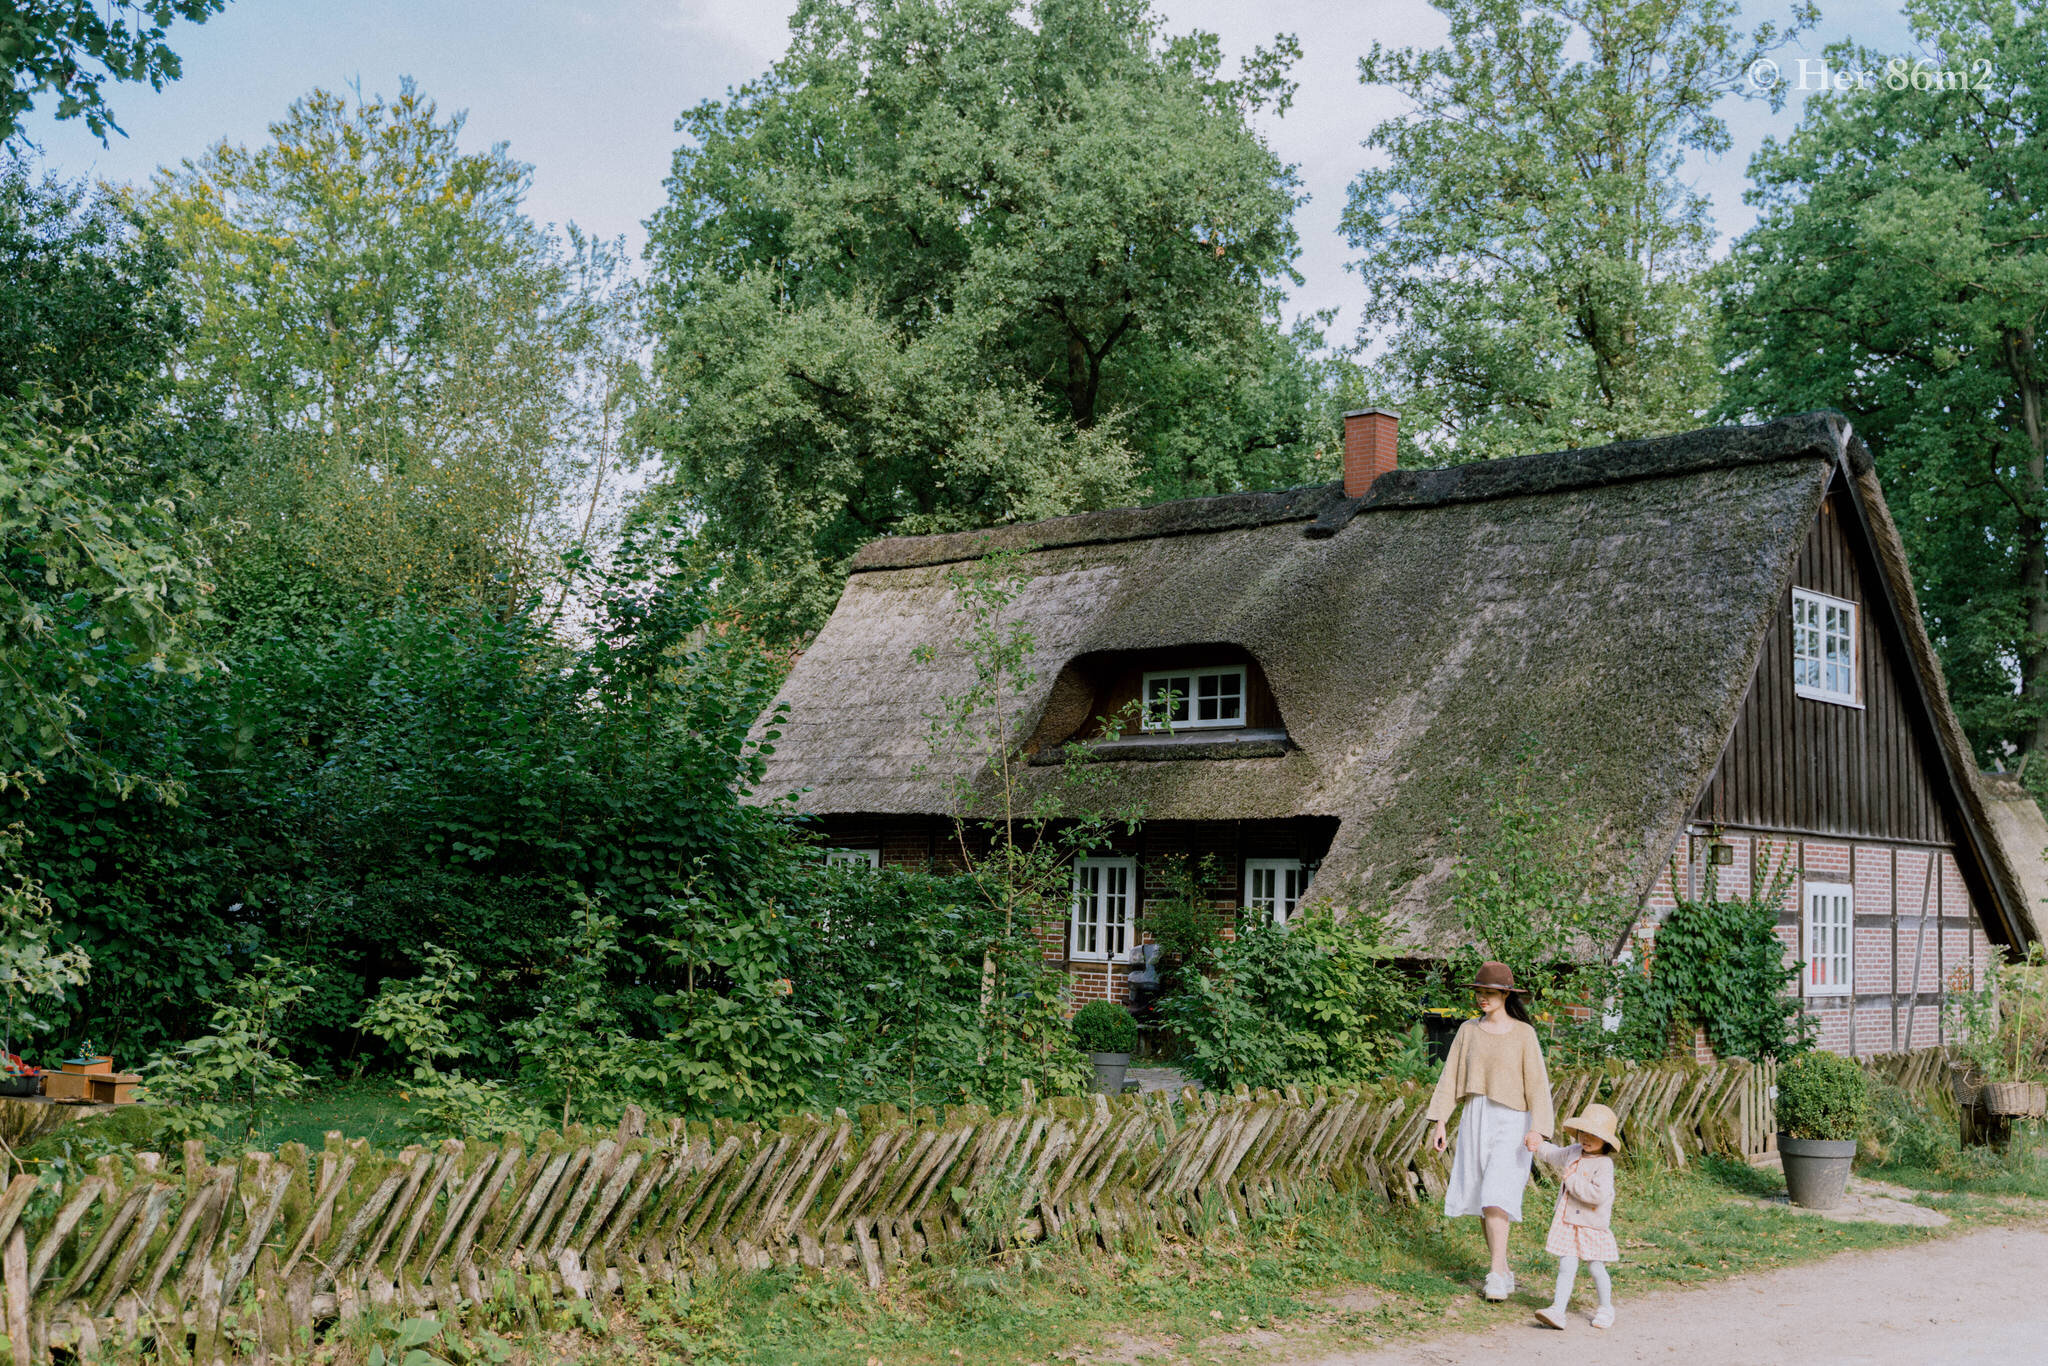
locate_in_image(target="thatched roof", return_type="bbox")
[754,413,2031,947]
[1978,773,2047,944]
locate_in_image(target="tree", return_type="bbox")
[641,0,1333,640]
[1,1,227,145]
[1719,0,2048,765]
[1,160,207,796]
[1345,0,1811,460]
[140,82,640,623]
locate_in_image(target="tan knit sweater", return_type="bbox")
[1424,1018,1555,1138]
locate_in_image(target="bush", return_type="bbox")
[1070,1001,1137,1055]
[1158,907,1413,1091]
[1860,1079,1961,1172]
[1776,1050,1868,1141]
[1613,861,1809,1063]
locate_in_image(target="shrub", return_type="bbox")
[1614,860,1811,1063]
[1070,1001,1137,1055]
[1860,1079,1961,1172]
[1775,1049,1868,1141]
[1158,907,1413,1090]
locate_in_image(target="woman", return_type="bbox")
[1425,960,1554,1302]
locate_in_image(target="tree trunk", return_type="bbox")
[2012,332,2048,758]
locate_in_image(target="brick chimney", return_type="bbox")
[1342,408,1399,499]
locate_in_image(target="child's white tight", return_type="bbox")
[1548,1255,1612,1313]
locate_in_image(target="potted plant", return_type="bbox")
[0,1054,38,1098]
[1071,1001,1139,1095]
[1775,1050,1868,1209]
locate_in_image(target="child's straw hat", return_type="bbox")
[1562,1102,1622,1152]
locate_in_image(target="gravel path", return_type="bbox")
[1291,1224,2048,1366]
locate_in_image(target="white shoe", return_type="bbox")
[1506,1272,1516,1295]
[1483,1272,1510,1301]
[1591,1306,1614,1330]
[1534,1306,1568,1330]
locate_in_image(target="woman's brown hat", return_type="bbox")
[1466,961,1529,994]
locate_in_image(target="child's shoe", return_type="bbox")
[1590,1306,1615,1330]
[1534,1306,1568,1330]
[1483,1272,1510,1301]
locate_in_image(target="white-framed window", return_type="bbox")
[1792,588,1858,705]
[823,848,880,869]
[1071,857,1138,962]
[1244,858,1309,924]
[1141,665,1246,731]
[1804,881,1853,997]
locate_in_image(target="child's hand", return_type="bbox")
[1523,1131,1543,1153]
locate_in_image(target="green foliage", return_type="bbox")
[1860,1078,1963,1173]
[1775,1048,1869,1142]
[1158,907,1412,1091]
[2,161,210,796]
[141,81,642,623]
[0,1,227,144]
[1946,943,2048,1085]
[1441,749,1638,1064]
[16,521,788,1059]
[641,0,1339,639]
[1069,1001,1136,1055]
[1718,0,2048,762]
[1615,860,1810,1062]
[1346,0,1811,460]
[141,954,316,1140]
[0,823,89,1055]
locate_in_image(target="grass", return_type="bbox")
[315,1151,2030,1366]
[246,1078,424,1152]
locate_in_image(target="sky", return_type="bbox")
[18,0,1924,349]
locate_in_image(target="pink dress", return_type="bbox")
[1536,1142,1620,1262]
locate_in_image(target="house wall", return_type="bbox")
[1638,829,1994,1058]
[1691,490,1952,843]
[1659,483,1999,1059]
[806,814,1335,1009]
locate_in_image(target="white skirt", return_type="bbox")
[1443,1094,1533,1221]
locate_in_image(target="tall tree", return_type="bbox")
[1720,0,2048,764]
[140,82,640,626]
[641,0,1334,640]
[1,160,207,795]
[1345,0,1810,460]
[1,1,227,145]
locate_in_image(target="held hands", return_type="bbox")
[1430,1122,1447,1153]
[1523,1131,1543,1153]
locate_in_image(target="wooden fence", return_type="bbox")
[0,1049,1952,1363]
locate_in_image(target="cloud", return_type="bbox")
[661,0,802,65]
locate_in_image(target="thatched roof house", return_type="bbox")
[756,412,2033,1054]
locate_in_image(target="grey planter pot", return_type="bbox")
[1779,1134,1856,1210]
[1090,1052,1131,1095]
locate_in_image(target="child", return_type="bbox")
[1522,1102,1621,1330]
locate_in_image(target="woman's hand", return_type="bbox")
[1430,1122,1447,1153]
[1522,1131,1543,1154]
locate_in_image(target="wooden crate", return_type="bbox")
[40,1071,91,1101]
[61,1056,113,1076]
[87,1073,141,1104]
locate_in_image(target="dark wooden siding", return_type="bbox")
[1691,490,1953,844]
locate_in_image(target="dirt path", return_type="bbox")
[1291,1224,2048,1365]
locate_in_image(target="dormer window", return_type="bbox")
[1142,665,1246,731]
[1792,588,1858,706]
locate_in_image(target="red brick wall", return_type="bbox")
[806,814,1335,1009]
[1635,828,1995,1058]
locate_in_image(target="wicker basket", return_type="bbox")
[1980,1080,2048,1118]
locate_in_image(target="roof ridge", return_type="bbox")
[849,412,1861,572]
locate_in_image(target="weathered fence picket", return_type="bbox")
[0,1048,1940,1361]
